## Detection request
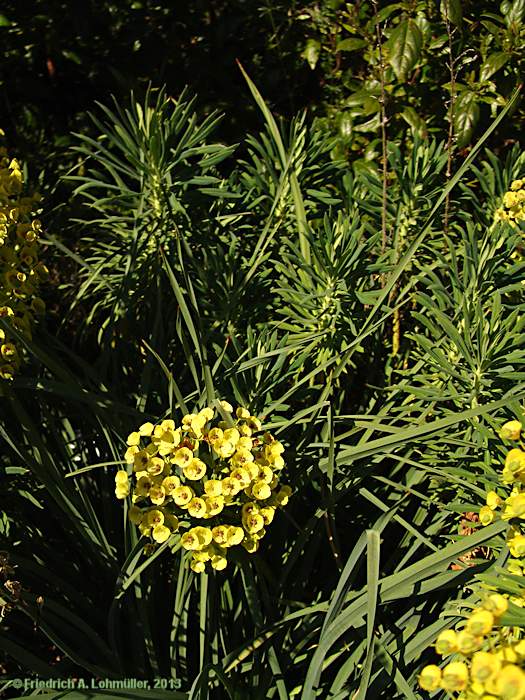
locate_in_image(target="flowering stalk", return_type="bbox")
[0,131,48,379]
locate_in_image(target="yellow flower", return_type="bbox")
[243,512,265,534]
[193,548,211,563]
[480,505,496,525]
[0,364,14,380]
[152,524,171,543]
[115,483,130,499]
[183,413,207,438]
[162,475,180,495]
[505,449,525,477]
[418,665,442,692]
[514,641,525,658]
[181,530,201,550]
[204,496,224,517]
[173,485,194,506]
[230,467,251,489]
[193,526,213,547]
[220,477,241,497]
[487,491,503,509]
[466,610,494,637]
[0,343,16,360]
[183,458,207,481]
[236,407,250,419]
[493,663,525,700]
[259,507,276,525]
[127,431,141,446]
[211,555,227,571]
[456,630,483,655]
[504,493,525,520]
[115,470,129,485]
[212,525,229,545]
[147,457,165,476]
[504,191,520,208]
[133,449,151,471]
[497,647,520,666]
[483,593,509,618]
[172,447,193,468]
[242,502,260,518]
[201,407,214,421]
[237,436,253,451]
[190,559,206,573]
[226,526,244,547]
[125,445,140,463]
[471,651,501,684]
[149,486,166,506]
[231,449,255,468]
[156,427,182,456]
[435,629,458,656]
[208,427,224,444]
[252,480,272,500]
[246,416,262,431]
[187,497,206,518]
[508,533,525,558]
[223,427,240,445]
[216,441,235,459]
[159,419,175,431]
[135,475,153,497]
[441,661,469,692]
[501,421,523,441]
[118,405,289,564]
[146,509,164,527]
[204,479,222,497]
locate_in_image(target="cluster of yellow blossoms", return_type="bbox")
[419,419,525,699]
[0,132,48,379]
[495,180,525,227]
[115,402,291,573]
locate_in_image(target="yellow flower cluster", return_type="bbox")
[419,419,525,699]
[115,402,291,573]
[0,132,48,379]
[495,180,525,227]
[418,593,525,698]
[479,421,525,568]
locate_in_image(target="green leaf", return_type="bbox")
[302,39,321,70]
[0,13,11,26]
[400,106,428,138]
[62,49,82,64]
[454,91,480,148]
[337,113,353,140]
[337,38,367,52]
[480,51,510,82]
[440,0,463,26]
[354,530,380,700]
[500,0,525,25]
[386,18,423,82]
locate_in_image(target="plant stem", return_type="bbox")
[372,0,388,254]
[444,6,457,235]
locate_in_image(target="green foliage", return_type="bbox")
[1,20,525,700]
[295,0,525,160]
